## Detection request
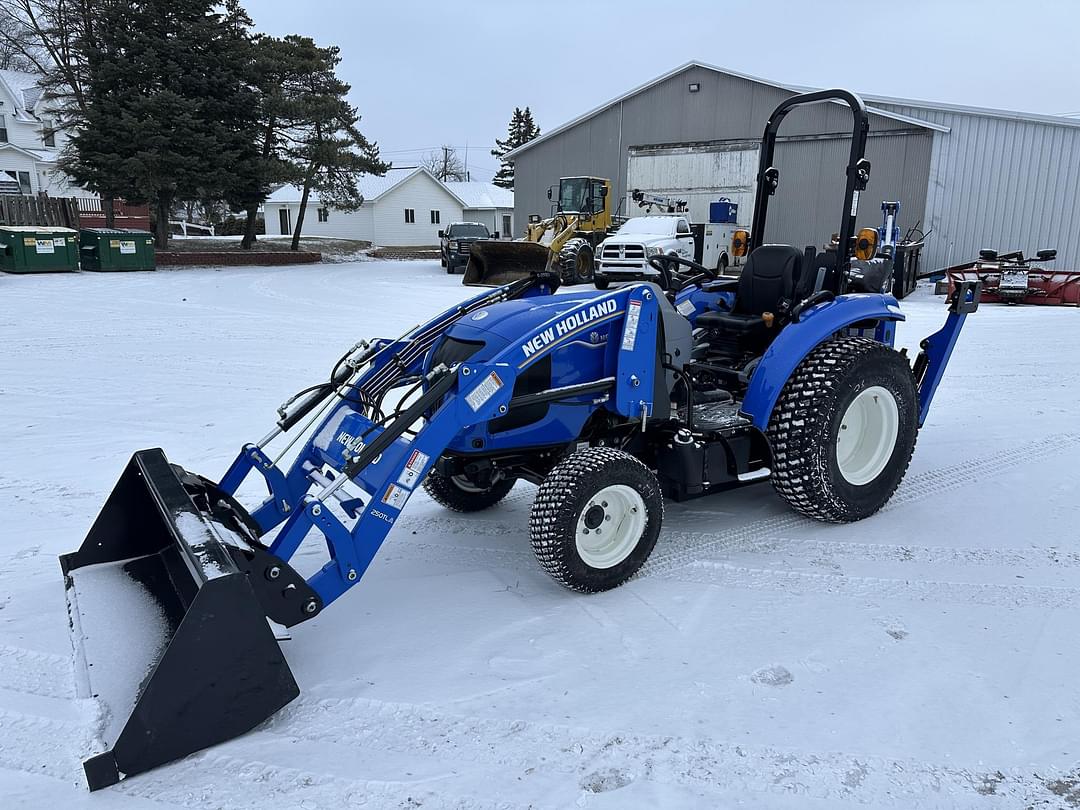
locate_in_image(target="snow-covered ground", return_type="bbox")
[1,260,1079,809]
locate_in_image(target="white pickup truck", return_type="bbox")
[593,215,744,289]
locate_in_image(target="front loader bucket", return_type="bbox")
[60,449,309,790]
[463,240,551,286]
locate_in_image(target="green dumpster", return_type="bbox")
[79,228,156,271]
[0,225,79,273]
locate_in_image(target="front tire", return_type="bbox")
[423,469,515,512]
[530,447,663,592]
[558,238,594,285]
[594,273,610,290]
[767,336,918,523]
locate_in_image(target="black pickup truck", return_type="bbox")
[438,222,498,274]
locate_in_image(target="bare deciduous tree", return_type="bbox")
[422,145,467,182]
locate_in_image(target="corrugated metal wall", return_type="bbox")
[512,66,932,252]
[765,131,933,250]
[870,102,1080,270]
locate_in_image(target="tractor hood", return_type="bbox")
[441,289,614,352]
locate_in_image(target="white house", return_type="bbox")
[0,69,84,197]
[443,181,515,240]
[264,167,514,246]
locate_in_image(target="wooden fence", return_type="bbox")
[76,197,151,230]
[0,195,81,228]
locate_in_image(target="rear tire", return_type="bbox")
[423,468,515,512]
[767,336,918,522]
[558,238,594,285]
[530,447,663,592]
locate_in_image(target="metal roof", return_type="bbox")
[505,60,1079,159]
[860,91,1080,129]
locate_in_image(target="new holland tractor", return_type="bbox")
[466,175,614,286]
[61,89,980,790]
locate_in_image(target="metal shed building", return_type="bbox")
[507,62,1080,272]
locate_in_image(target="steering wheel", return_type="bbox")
[648,254,718,293]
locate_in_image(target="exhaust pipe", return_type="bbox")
[61,448,317,790]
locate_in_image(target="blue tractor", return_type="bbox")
[61,90,980,790]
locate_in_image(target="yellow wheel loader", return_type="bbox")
[464,176,615,287]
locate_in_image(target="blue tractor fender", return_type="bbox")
[741,293,905,430]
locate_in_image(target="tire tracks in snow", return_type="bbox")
[261,693,1065,807]
[0,707,86,783]
[0,669,1072,808]
[0,645,74,699]
[113,752,546,810]
[382,434,1080,593]
[644,431,1080,577]
[0,705,549,810]
[671,561,1080,609]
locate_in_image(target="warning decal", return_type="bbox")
[676,299,696,317]
[396,448,430,489]
[120,240,136,255]
[621,299,642,351]
[465,370,503,412]
[381,483,411,511]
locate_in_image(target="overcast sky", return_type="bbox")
[244,0,1080,183]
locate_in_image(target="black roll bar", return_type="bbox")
[748,89,872,288]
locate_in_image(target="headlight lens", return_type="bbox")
[646,246,663,256]
[449,241,459,250]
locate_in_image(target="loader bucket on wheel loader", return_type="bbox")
[463,239,551,286]
[60,448,319,791]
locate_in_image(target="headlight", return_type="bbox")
[646,246,663,256]
[449,241,459,251]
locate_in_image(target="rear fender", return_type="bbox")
[741,293,905,430]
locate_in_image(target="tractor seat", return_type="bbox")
[696,245,803,341]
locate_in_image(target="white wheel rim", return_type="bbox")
[574,484,647,569]
[835,385,900,486]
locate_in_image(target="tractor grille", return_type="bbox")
[601,243,646,261]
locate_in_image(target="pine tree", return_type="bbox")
[286,43,388,250]
[63,0,260,247]
[491,106,540,189]
[238,34,340,249]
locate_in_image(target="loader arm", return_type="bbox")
[58,273,553,790]
[546,213,582,255]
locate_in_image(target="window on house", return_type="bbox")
[317,207,329,222]
[0,114,7,143]
[502,214,511,237]
[404,208,415,223]
[17,171,31,194]
[42,119,55,147]
[430,209,440,224]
